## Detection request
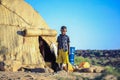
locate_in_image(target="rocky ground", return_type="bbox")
[0,70,118,80]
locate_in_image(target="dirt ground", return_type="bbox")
[0,70,118,80]
[0,71,105,80]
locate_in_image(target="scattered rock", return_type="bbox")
[103,74,117,80]
[78,66,105,73]
[45,66,54,73]
[0,62,5,71]
[94,66,105,73]
[0,60,21,72]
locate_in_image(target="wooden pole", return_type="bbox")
[25,28,57,37]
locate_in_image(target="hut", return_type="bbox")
[0,0,57,72]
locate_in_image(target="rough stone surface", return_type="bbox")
[103,74,117,80]
[0,60,22,72]
[77,66,105,73]
[0,0,57,71]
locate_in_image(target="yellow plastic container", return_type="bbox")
[68,63,74,72]
[79,62,90,68]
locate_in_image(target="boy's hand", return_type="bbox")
[68,49,70,55]
[57,50,59,56]
[68,43,70,55]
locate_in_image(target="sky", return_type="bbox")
[25,0,120,50]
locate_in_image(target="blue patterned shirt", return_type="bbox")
[57,34,70,51]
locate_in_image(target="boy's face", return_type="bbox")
[61,28,67,35]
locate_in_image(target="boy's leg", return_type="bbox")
[56,49,63,71]
[62,50,69,72]
[66,63,68,72]
[60,63,63,70]
[57,63,61,71]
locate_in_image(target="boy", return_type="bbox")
[56,26,70,71]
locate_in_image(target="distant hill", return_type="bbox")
[75,49,120,58]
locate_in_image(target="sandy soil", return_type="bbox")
[0,71,104,80]
[0,71,55,80]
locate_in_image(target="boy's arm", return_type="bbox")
[57,36,59,55]
[67,36,70,54]
[68,43,70,54]
[57,44,59,55]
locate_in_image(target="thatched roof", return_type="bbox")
[0,0,48,28]
[0,0,57,45]
[0,0,57,71]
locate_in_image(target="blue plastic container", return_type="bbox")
[69,47,75,65]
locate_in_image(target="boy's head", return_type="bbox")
[60,26,67,35]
